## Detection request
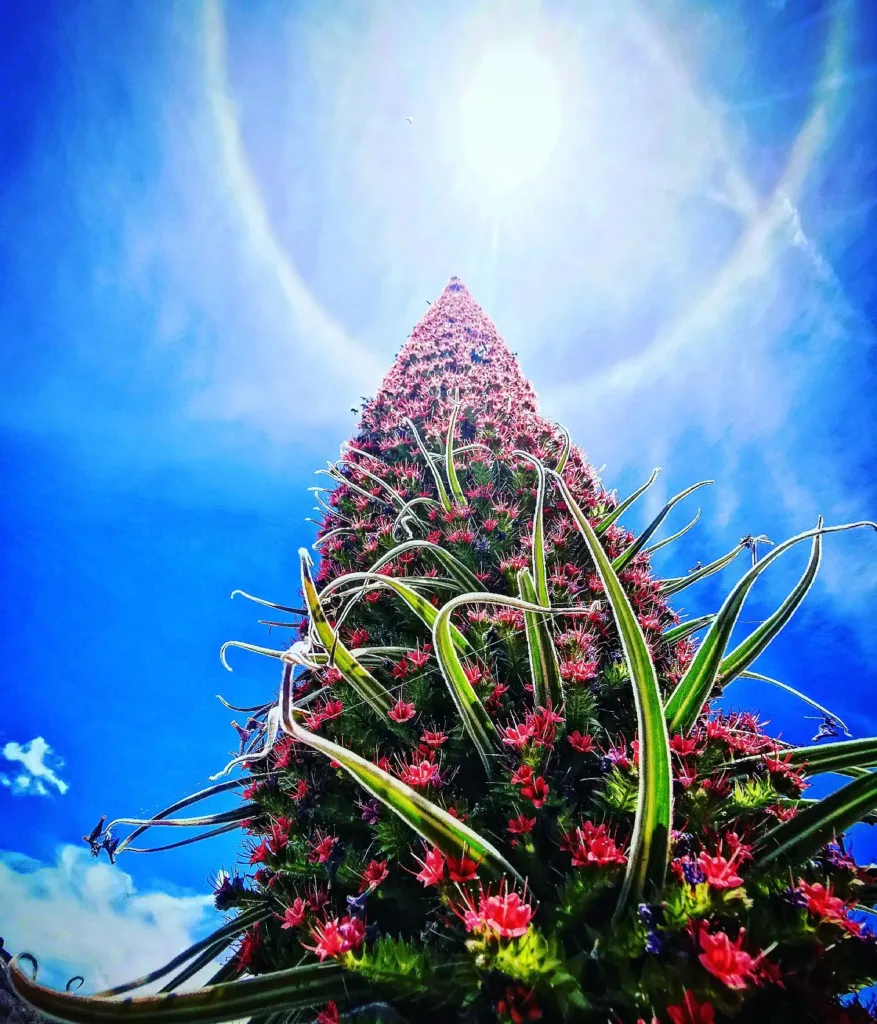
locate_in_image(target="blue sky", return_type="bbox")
[2,0,877,993]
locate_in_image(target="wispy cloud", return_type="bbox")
[1,738,69,798]
[0,845,216,993]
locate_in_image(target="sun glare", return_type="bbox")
[460,42,563,193]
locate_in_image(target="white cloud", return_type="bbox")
[1,737,69,797]
[0,845,218,994]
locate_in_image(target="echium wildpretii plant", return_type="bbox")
[11,279,877,1024]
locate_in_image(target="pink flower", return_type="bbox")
[388,700,416,722]
[559,658,599,684]
[407,645,431,669]
[280,898,307,929]
[305,915,366,961]
[698,928,758,990]
[502,722,534,749]
[413,847,445,886]
[420,729,447,749]
[453,883,535,939]
[399,758,441,789]
[696,853,744,890]
[798,880,861,933]
[561,821,627,868]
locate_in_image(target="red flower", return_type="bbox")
[292,778,309,801]
[413,846,446,886]
[308,832,337,864]
[316,1001,340,1024]
[463,663,486,687]
[799,881,861,933]
[669,734,700,757]
[453,882,535,939]
[698,928,758,990]
[249,841,270,866]
[407,645,431,668]
[567,731,595,753]
[510,764,534,787]
[388,699,416,722]
[527,707,562,747]
[497,985,542,1023]
[507,815,536,836]
[667,991,715,1024]
[520,775,549,808]
[562,821,627,868]
[280,898,307,929]
[392,658,411,679]
[305,915,366,961]
[360,859,389,891]
[348,628,370,647]
[447,853,481,882]
[559,657,599,684]
[236,926,260,973]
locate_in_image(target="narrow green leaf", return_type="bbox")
[431,596,499,774]
[664,521,877,734]
[108,806,255,833]
[514,451,549,606]
[93,906,270,997]
[595,468,660,536]
[734,670,850,739]
[123,822,244,854]
[549,468,672,912]
[114,779,248,856]
[660,544,745,597]
[158,939,234,994]
[444,402,466,505]
[755,769,877,867]
[404,417,452,512]
[336,458,407,510]
[279,678,521,883]
[662,615,715,645]
[324,570,470,653]
[517,568,564,713]
[299,549,394,716]
[719,519,822,684]
[364,539,483,594]
[643,508,701,556]
[612,481,713,573]
[9,956,363,1024]
[554,423,572,473]
[727,736,877,780]
[220,640,301,672]
[229,590,306,615]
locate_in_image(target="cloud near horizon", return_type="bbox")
[0,845,218,994]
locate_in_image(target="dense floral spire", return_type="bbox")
[11,278,877,1024]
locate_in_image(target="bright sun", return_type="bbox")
[460,41,563,193]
